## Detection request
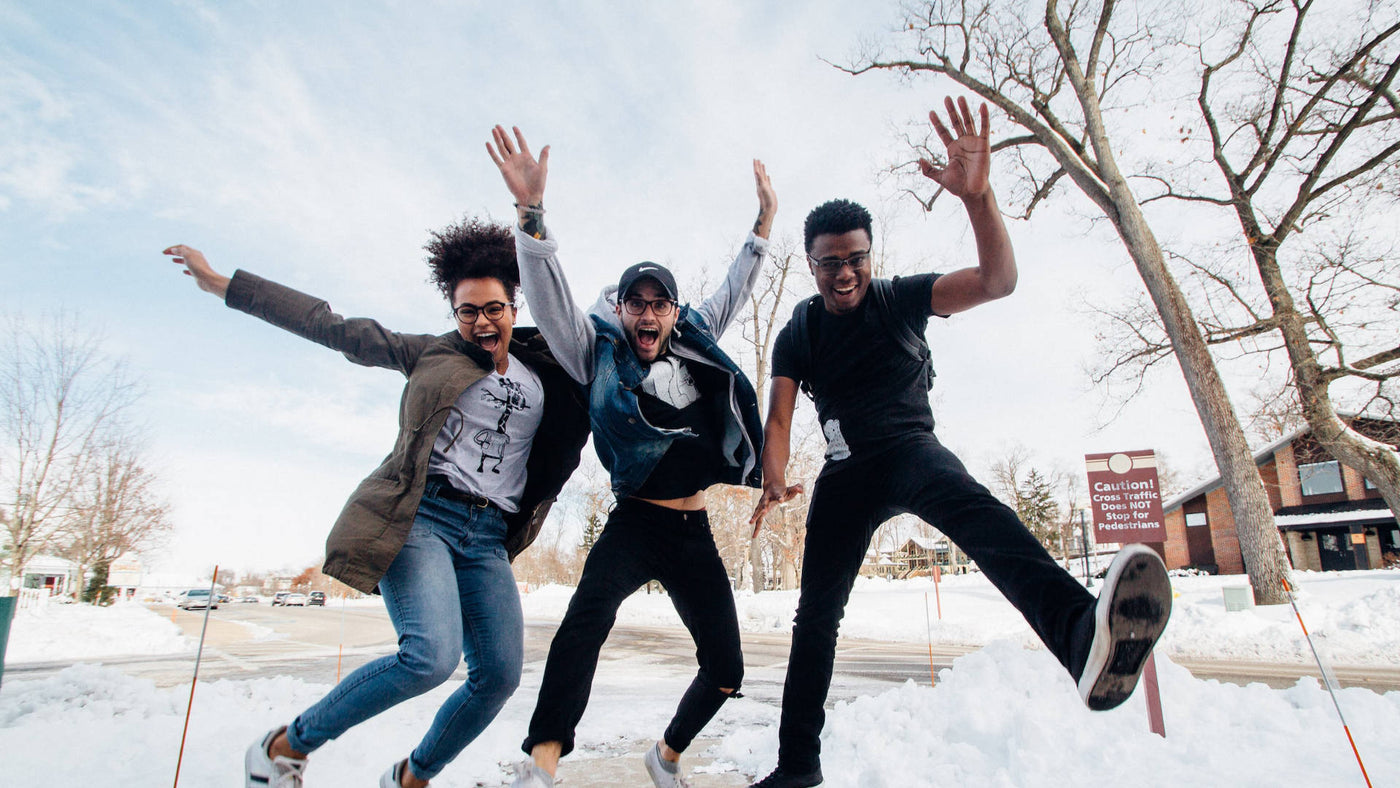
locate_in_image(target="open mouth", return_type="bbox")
[473,331,501,352]
[834,284,857,297]
[635,327,661,352]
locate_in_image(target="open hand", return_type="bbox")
[751,159,777,239]
[486,125,548,206]
[919,96,991,200]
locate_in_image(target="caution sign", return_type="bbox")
[1084,450,1166,543]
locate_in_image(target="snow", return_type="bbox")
[3,569,1399,786]
[526,567,1400,666]
[3,601,192,664]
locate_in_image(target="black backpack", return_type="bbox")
[788,276,936,400]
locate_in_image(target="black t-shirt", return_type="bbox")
[633,357,728,499]
[771,273,940,464]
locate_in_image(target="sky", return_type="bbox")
[6,570,1399,784]
[0,1,1288,574]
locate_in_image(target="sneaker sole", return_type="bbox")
[1077,544,1171,711]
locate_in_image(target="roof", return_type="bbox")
[1274,508,1397,530]
[1161,414,1397,513]
[1162,424,1309,513]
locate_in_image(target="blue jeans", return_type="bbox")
[285,489,524,780]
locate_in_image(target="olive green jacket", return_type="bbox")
[225,270,590,593]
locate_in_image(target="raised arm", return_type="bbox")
[920,97,1017,317]
[487,125,595,384]
[694,159,776,337]
[750,376,804,535]
[162,244,429,374]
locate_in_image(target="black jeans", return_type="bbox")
[523,498,743,757]
[776,434,1096,773]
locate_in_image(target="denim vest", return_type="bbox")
[587,306,763,500]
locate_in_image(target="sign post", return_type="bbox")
[1084,450,1168,737]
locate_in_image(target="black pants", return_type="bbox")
[776,434,1096,773]
[523,498,743,758]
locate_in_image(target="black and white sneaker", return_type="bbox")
[244,727,307,788]
[749,766,823,787]
[1077,544,1172,711]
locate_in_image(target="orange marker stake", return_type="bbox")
[173,566,219,788]
[923,592,936,686]
[1282,576,1371,788]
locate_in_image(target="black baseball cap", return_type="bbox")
[617,261,678,301]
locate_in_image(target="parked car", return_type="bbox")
[308,591,326,607]
[283,593,308,607]
[271,592,290,606]
[238,595,260,604]
[176,588,218,610]
[217,593,231,603]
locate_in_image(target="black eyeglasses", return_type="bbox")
[453,301,513,323]
[621,296,676,316]
[807,251,871,272]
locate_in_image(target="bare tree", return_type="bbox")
[1173,1,1400,517]
[845,0,1294,602]
[726,234,812,591]
[57,434,171,602]
[1,315,137,592]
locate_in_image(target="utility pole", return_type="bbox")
[1079,509,1094,588]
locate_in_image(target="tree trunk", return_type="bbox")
[1251,242,1400,524]
[1109,191,1292,603]
[749,533,764,593]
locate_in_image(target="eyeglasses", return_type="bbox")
[453,301,513,323]
[621,296,677,316]
[807,251,871,272]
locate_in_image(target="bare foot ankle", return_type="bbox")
[268,729,307,761]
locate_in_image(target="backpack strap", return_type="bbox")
[871,277,936,391]
[789,295,821,400]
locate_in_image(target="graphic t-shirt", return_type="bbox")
[771,274,940,465]
[633,355,727,500]
[427,353,544,512]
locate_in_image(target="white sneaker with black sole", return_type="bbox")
[1077,544,1172,711]
[244,727,307,788]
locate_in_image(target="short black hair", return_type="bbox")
[424,217,519,303]
[803,199,873,253]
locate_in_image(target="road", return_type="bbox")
[12,601,1399,694]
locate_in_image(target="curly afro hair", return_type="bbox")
[424,216,519,303]
[803,199,873,253]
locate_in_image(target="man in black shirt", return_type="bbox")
[747,98,1171,788]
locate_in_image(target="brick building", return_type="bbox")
[1160,416,1399,574]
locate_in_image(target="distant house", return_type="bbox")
[894,536,973,575]
[1161,416,1399,573]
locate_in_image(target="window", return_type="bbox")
[1185,512,1208,527]
[1298,460,1344,496]
[1365,477,1377,490]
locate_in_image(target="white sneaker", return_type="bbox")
[244,727,308,788]
[1077,544,1172,711]
[379,759,410,788]
[644,742,691,788]
[509,759,555,788]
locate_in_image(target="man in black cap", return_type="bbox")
[488,125,777,788]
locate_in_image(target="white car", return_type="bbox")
[283,593,308,607]
[176,588,219,610]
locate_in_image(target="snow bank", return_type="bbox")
[4,602,191,664]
